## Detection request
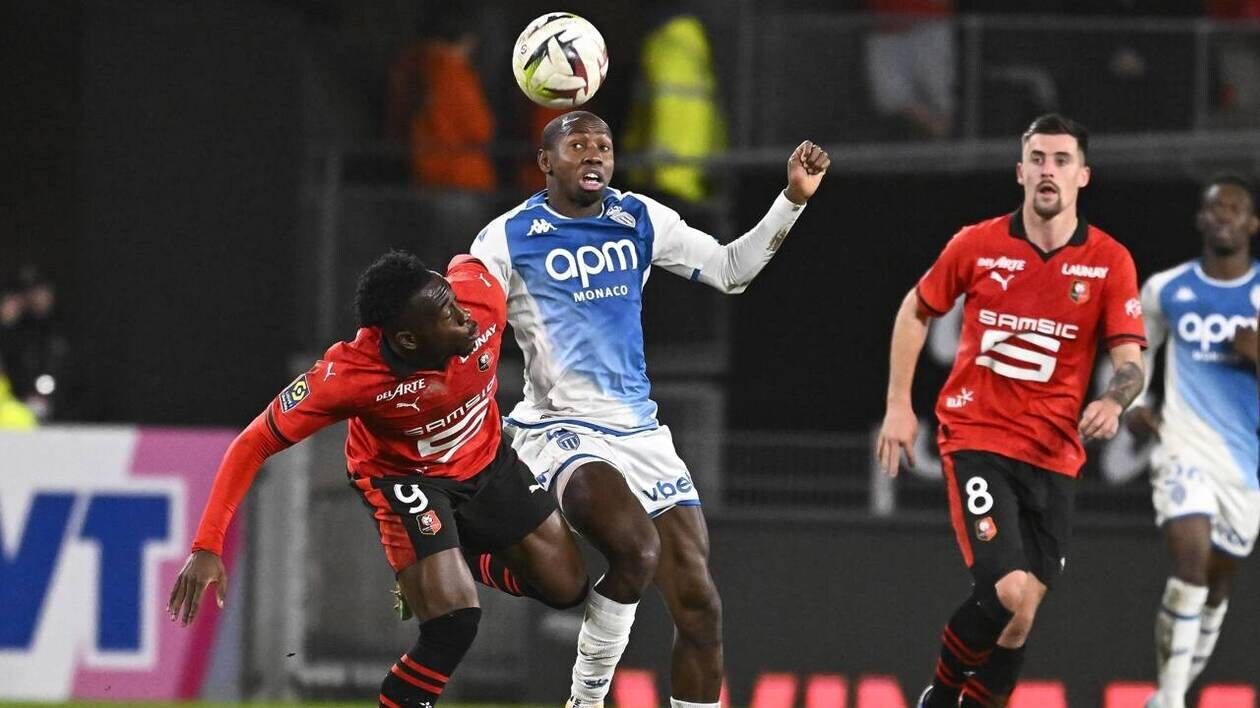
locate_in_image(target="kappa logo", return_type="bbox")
[1174,286,1196,302]
[989,271,1015,291]
[527,218,557,236]
[607,205,637,228]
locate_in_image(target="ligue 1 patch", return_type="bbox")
[416,509,442,536]
[279,374,310,413]
[1068,279,1089,304]
[478,351,492,372]
[975,515,998,542]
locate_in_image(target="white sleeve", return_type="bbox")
[643,190,806,294]
[1132,274,1169,408]
[469,218,511,291]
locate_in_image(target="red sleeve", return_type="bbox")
[190,411,289,554]
[267,362,354,444]
[1101,246,1148,349]
[190,361,352,554]
[916,227,974,316]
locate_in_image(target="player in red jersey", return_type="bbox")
[166,251,587,708]
[876,115,1147,708]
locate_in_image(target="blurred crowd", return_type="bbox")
[378,0,1260,183]
[0,265,75,428]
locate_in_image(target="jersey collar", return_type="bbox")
[1008,208,1089,261]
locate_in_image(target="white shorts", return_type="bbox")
[1151,446,1260,557]
[505,420,700,518]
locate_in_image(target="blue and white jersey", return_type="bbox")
[472,187,804,431]
[1139,260,1260,490]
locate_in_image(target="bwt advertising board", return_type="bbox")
[0,427,236,700]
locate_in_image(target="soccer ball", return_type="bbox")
[512,12,608,109]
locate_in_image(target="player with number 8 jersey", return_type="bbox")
[918,194,1145,476]
[877,115,1147,708]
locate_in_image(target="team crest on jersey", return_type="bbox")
[1068,279,1090,304]
[478,351,492,371]
[547,427,581,451]
[975,516,998,542]
[416,509,442,535]
[607,205,637,228]
[1125,297,1142,318]
[279,374,309,412]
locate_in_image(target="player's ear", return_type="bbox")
[1077,164,1091,188]
[538,148,552,175]
[393,330,418,353]
[1247,211,1260,237]
[1015,161,1024,186]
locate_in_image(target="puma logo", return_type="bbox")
[990,271,1015,291]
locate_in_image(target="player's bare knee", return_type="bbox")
[606,533,661,587]
[673,578,723,646]
[993,570,1031,613]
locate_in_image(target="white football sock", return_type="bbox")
[570,589,638,703]
[1154,577,1208,708]
[1188,599,1228,685]
[670,699,720,708]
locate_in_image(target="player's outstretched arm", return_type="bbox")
[165,411,292,626]
[167,549,227,626]
[655,141,830,294]
[1080,343,1144,441]
[877,289,932,477]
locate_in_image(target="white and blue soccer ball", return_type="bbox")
[512,12,608,109]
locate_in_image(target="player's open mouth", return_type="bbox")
[580,171,604,190]
[1037,183,1058,195]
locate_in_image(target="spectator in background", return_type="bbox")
[1208,0,1260,127]
[863,0,956,140]
[385,7,496,192]
[8,267,74,422]
[0,276,36,429]
[621,6,727,204]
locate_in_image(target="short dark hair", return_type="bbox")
[1204,172,1256,207]
[541,110,610,151]
[354,250,435,328]
[1021,113,1089,157]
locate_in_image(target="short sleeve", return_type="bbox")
[916,228,974,316]
[1101,247,1147,349]
[265,361,353,445]
[469,219,512,291]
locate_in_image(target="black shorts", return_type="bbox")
[941,450,1076,589]
[350,439,557,573]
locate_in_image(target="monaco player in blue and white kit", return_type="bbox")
[1126,175,1260,708]
[471,111,829,708]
